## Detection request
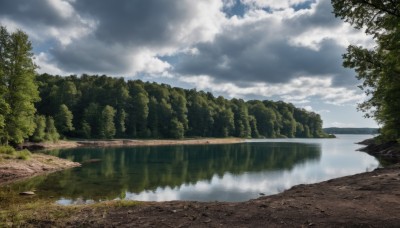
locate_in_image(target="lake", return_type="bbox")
[3,135,380,204]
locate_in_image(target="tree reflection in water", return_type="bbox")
[5,143,321,203]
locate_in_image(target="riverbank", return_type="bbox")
[2,164,399,227]
[358,138,400,163]
[23,138,244,151]
[0,153,80,185]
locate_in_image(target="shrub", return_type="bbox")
[0,146,16,155]
[17,150,31,160]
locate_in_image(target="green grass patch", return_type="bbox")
[0,199,141,227]
[0,145,17,155]
[0,146,31,160]
[16,150,31,160]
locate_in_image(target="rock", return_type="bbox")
[83,159,102,164]
[20,191,35,195]
[204,218,212,223]
[259,193,265,196]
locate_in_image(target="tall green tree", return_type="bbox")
[332,0,400,140]
[31,115,46,142]
[55,104,74,136]
[82,103,101,138]
[127,81,149,137]
[116,109,127,137]
[100,105,116,139]
[44,116,60,142]
[231,99,251,138]
[0,27,11,141]
[0,26,39,145]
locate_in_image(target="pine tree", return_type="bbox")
[0,26,39,145]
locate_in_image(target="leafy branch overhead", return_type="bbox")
[332,0,400,140]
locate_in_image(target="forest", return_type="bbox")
[33,73,329,141]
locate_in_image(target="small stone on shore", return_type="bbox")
[20,191,35,195]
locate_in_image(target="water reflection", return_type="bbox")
[3,135,380,203]
[6,142,321,203]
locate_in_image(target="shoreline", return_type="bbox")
[2,164,399,227]
[23,138,245,151]
[358,138,400,163]
[0,153,80,185]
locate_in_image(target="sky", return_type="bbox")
[0,0,379,128]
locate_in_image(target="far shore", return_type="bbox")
[23,138,245,151]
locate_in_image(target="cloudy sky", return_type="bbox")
[0,0,378,128]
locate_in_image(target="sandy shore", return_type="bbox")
[0,153,80,185]
[24,138,245,151]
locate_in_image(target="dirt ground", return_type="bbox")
[10,164,398,227]
[0,153,80,185]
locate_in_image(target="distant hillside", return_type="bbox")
[323,128,379,135]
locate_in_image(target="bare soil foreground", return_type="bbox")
[23,138,244,151]
[0,154,80,185]
[1,164,399,227]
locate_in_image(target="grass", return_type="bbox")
[0,146,31,160]
[0,193,141,227]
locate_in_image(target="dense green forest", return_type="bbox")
[323,128,379,135]
[33,74,329,141]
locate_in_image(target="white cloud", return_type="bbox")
[179,75,364,105]
[35,52,69,75]
[223,0,237,9]
[241,0,311,10]
[329,122,356,128]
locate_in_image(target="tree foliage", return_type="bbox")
[332,0,400,140]
[35,74,328,139]
[0,26,40,145]
[55,104,74,136]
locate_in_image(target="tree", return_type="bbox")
[100,105,116,139]
[332,0,400,140]
[0,26,39,145]
[116,109,127,137]
[32,74,328,140]
[170,117,184,139]
[0,27,11,142]
[248,101,276,137]
[44,116,60,142]
[127,81,149,137]
[31,115,46,142]
[170,89,188,132]
[55,104,74,136]
[231,99,251,138]
[82,103,101,137]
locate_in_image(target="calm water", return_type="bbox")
[3,135,379,204]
